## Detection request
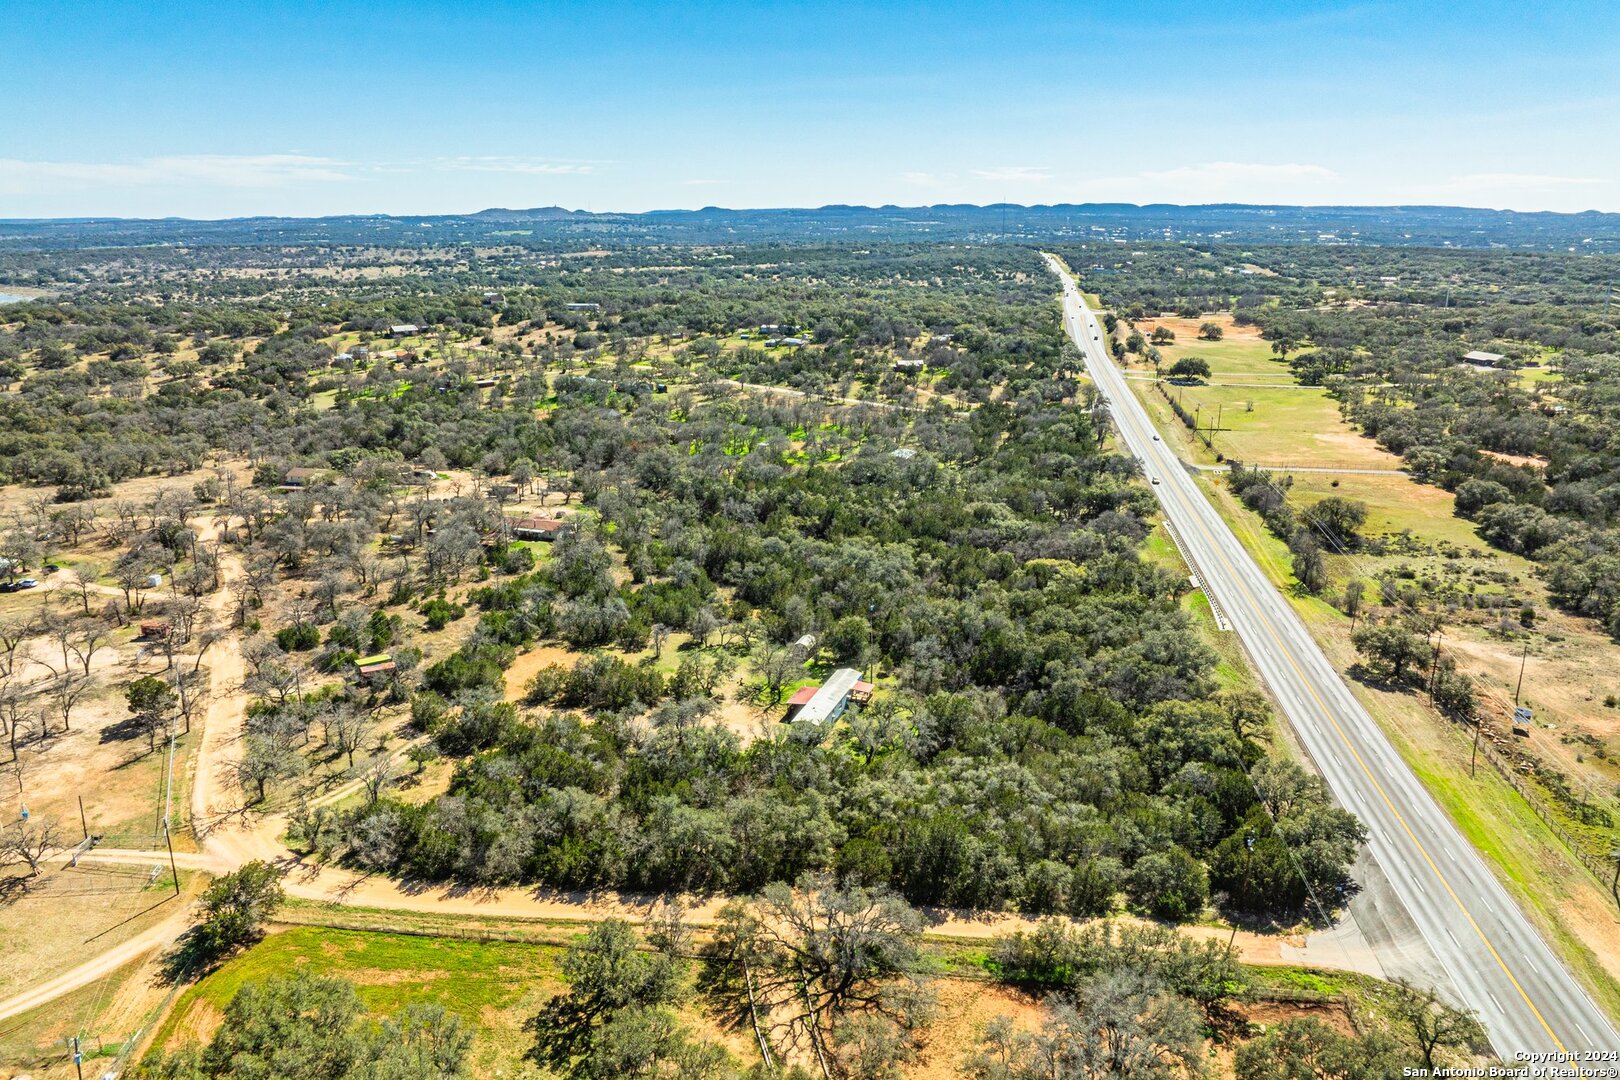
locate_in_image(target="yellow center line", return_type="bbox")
[1058,278,1571,1052]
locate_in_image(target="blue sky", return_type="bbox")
[3,0,1618,217]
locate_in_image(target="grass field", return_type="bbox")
[1161,381,1404,469]
[1135,314,1294,379]
[151,927,569,1077]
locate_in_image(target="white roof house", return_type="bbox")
[791,668,864,726]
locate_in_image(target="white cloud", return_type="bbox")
[901,171,944,188]
[970,165,1051,183]
[0,154,353,194]
[1440,172,1602,191]
[430,156,595,175]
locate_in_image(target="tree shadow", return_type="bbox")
[522,992,594,1072]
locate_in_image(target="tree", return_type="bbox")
[1235,1017,1407,1080]
[1352,621,1433,685]
[528,919,710,1077]
[126,674,178,751]
[1150,326,1176,345]
[1432,655,1477,720]
[1289,531,1328,594]
[1,818,61,879]
[333,706,373,769]
[46,670,91,733]
[1198,322,1224,341]
[1270,331,1302,359]
[1342,579,1365,623]
[1388,980,1486,1071]
[1301,497,1368,549]
[1166,357,1210,382]
[966,971,1203,1080]
[705,875,931,1075]
[235,733,304,802]
[194,860,285,956]
[1126,848,1208,921]
[137,972,473,1079]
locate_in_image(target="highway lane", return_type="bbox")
[1044,255,1620,1058]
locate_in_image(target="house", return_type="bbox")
[355,653,396,680]
[332,352,353,363]
[890,448,917,460]
[388,324,421,337]
[1462,350,1507,368]
[565,302,600,311]
[509,515,566,541]
[783,667,864,726]
[894,358,926,372]
[778,337,808,347]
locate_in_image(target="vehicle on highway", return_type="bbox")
[1152,434,1160,441]
[1150,477,1160,485]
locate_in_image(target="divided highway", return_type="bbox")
[1044,255,1620,1058]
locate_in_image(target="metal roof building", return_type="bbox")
[788,668,863,726]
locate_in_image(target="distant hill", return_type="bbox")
[3,202,1619,253]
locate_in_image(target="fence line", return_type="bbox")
[1448,714,1616,887]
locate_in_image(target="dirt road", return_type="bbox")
[0,907,192,1023]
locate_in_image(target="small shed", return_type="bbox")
[1463,350,1506,367]
[894,358,926,372]
[355,653,396,678]
[138,620,172,640]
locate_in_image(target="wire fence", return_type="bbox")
[1463,721,1618,889]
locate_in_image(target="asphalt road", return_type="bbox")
[1045,255,1620,1058]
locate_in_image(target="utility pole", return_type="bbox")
[78,795,87,841]
[1470,715,1484,778]
[1228,834,1255,950]
[163,821,180,896]
[1427,628,1443,704]
[1513,638,1530,706]
[72,1035,83,1080]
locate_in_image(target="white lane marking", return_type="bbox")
[1444,927,1459,947]
[1575,1022,1592,1043]
[1414,877,1427,896]
[1488,991,1504,1015]
[1523,954,1540,976]
[1056,266,1617,1049]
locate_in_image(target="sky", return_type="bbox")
[3,0,1619,219]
